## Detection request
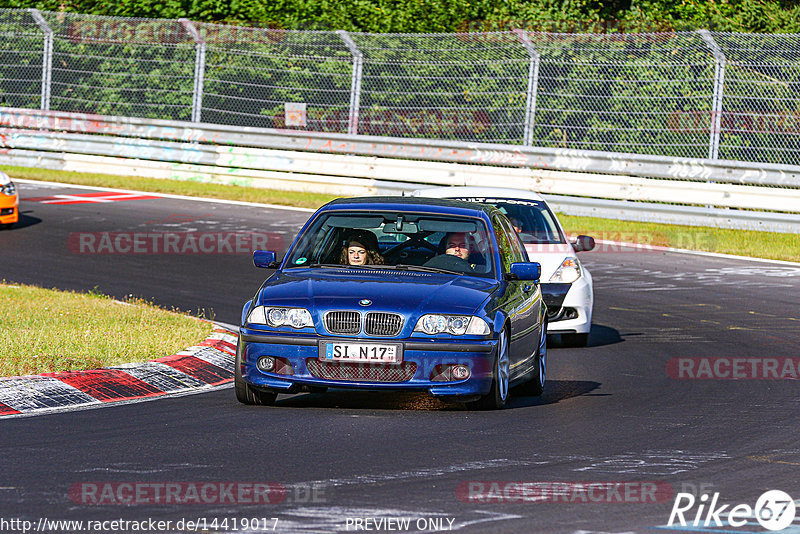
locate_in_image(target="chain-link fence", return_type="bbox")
[1,9,799,166]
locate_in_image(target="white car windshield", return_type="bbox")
[447,197,566,244]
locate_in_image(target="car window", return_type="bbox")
[492,214,527,273]
[496,214,529,262]
[285,210,496,277]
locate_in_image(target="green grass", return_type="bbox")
[6,164,798,263]
[557,214,800,263]
[0,283,213,377]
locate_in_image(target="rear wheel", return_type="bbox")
[514,318,547,397]
[466,329,509,411]
[234,338,277,406]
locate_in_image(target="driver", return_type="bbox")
[441,231,483,270]
[443,232,471,260]
[339,229,384,266]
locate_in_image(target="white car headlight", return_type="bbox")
[550,257,582,283]
[249,306,313,329]
[414,315,490,336]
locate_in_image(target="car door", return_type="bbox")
[492,213,540,381]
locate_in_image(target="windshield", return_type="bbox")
[285,210,496,277]
[448,197,566,245]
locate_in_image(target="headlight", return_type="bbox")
[248,306,313,329]
[414,315,490,336]
[0,182,16,196]
[550,257,582,283]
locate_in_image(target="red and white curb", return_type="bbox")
[0,327,237,418]
[25,191,161,205]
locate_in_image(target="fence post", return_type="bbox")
[29,9,52,111]
[180,18,206,124]
[336,30,363,136]
[698,30,726,160]
[514,30,541,146]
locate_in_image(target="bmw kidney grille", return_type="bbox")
[324,311,403,336]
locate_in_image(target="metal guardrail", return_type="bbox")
[0,107,798,233]
[1,10,800,168]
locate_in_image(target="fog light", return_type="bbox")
[257,356,276,372]
[451,365,470,380]
[430,364,471,382]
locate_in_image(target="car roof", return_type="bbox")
[323,195,502,218]
[411,186,547,202]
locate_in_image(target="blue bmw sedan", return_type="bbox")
[236,197,547,410]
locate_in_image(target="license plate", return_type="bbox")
[320,342,401,364]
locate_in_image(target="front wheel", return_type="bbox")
[234,338,277,406]
[466,329,509,410]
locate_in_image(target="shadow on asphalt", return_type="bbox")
[508,379,602,408]
[548,323,623,349]
[270,380,601,411]
[3,212,42,230]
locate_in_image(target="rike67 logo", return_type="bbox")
[668,490,797,531]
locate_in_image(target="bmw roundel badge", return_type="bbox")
[359,299,372,306]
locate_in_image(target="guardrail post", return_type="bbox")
[180,18,206,124]
[29,9,53,111]
[514,29,541,146]
[698,30,726,160]
[336,30,363,136]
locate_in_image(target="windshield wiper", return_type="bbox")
[394,264,460,275]
[298,263,459,275]
[304,264,392,270]
[302,263,342,269]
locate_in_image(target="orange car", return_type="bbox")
[0,171,19,229]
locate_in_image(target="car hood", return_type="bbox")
[257,268,498,317]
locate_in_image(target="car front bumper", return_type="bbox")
[541,272,593,335]
[239,332,498,398]
[548,276,593,335]
[0,195,18,224]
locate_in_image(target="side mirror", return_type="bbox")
[506,262,541,283]
[253,250,278,269]
[572,235,595,252]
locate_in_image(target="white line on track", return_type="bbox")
[283,459,549,492]
[15,178,316,213]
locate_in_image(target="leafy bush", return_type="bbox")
[3,0,800,33]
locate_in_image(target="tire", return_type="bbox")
[0,223,13,230]
[467,328,509,410]
[561,332,589,347]
[514,318,547,397]
[234,338,277,406]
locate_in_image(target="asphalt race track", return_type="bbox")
[1,181,799,534]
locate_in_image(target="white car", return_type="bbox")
[410,186,594,346]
